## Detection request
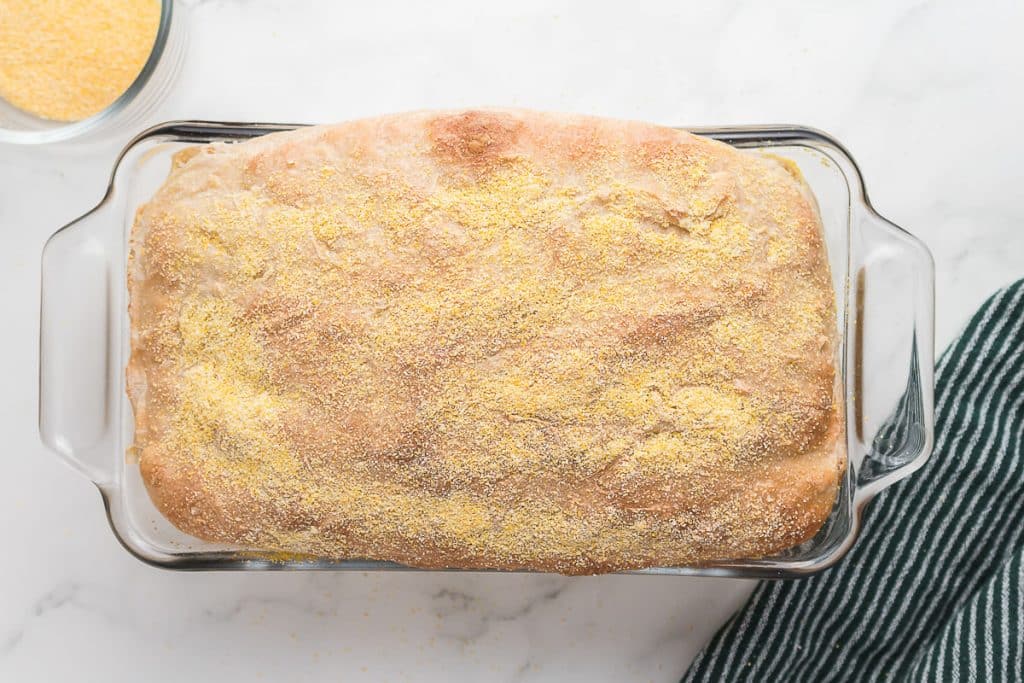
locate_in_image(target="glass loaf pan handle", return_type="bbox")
[853,205,935,502]
[39,199,118,487]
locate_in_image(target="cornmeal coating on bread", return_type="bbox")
[127,109,845,574]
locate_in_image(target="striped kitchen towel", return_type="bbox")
[683,278,1024,683]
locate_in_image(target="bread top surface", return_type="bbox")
[128,109,844,574]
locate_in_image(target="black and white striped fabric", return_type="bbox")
[683,279,1024,682]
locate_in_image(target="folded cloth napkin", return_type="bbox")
[683,279,1024,683]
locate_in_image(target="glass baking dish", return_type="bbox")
[39,121,935,576]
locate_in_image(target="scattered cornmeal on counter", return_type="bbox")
[127,109,846,575]
[0,0,160,121]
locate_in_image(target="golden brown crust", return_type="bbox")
[127,109,845,574]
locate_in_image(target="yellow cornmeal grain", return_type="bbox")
[0,0,160,121]
[173,297,300,493]
[163,156,785,499]
[129,113,843,573]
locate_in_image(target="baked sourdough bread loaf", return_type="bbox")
[128,109,844,574]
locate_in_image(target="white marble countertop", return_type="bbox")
[2,1,1021,680]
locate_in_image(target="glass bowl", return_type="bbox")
[0,0,185,146]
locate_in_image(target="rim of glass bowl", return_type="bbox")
[0,0,176,145]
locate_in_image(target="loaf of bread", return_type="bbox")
[127,109,844,574]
